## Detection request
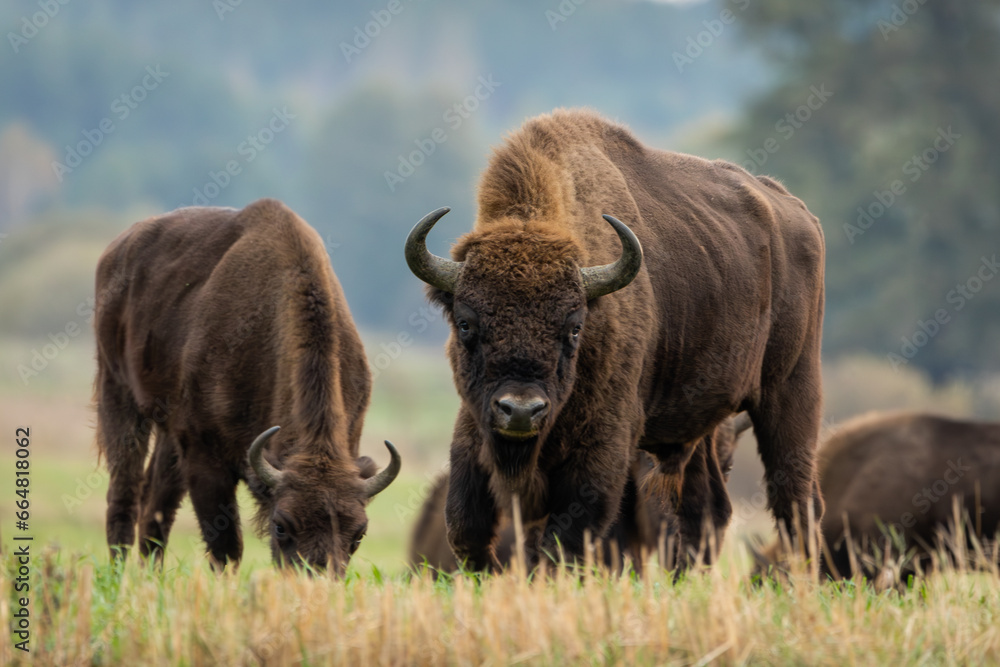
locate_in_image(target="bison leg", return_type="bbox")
[186,463,243,571]
[750,357,825,551]
[535,441,630,567]
[673,437,732,566]
[445,414,501,572]
[137,429,186,564]
[97,373,151,562]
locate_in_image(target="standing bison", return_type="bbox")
[754,412,1000,579]
[405,108,825,571]
[94,198,400,573]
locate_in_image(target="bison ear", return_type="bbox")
[356,456,378,479]
[426,286,453,312]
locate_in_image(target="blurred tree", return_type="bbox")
[0,208,129,338]
[0,123,58,228]
[729,0,1000,380]
[296,83,485,331]
[0,0,776,334]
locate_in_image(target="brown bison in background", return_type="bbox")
[94,198,400,573]
[409,417,752,574]
[405,109,826,570]
[753,412,1000,579]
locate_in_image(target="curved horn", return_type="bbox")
[405,207,463,293]
[732,412,753,437]
[363,440,402,499]
[580,215,644,300]
[248,425,284,489]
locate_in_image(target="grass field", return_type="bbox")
[2,540,999,665]
[2,341,1000,664]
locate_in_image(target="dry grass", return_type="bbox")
[3,350,1000,665]
[3,539,998,667]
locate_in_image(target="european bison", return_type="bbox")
[94,198,400,573]
[409,415,753,572]
[405,109,825,570]
[754,412,1000,579]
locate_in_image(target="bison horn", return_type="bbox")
[248,425,284,489]
[405,207,463,293]
[364,440,402,499]
[580,215,643,300]
[732,412,753,437]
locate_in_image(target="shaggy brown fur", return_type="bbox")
[408,467,652,574]
[414,109,826,570]
[754,412,1000,579]
[94,198,389,573]
[409,416,749,572]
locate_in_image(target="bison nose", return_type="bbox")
[493,394,549,436]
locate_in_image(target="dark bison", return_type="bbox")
[405,109,825,570]
[94,198,400,573]
[753,412,1000,579]
[409,415,753,572]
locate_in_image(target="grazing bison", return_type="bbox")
[94,198,400,573]
[405,109,825,570]
[409,415,753,572]
[754,412,1000,579]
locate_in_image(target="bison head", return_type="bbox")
[405,207,642,476]
[247,427,400,575]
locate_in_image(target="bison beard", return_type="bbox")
[406,109,826,571]
[494,438,539,479]
[94,198,399,573]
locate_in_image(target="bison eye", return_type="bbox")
[453,304,479,344]
[273,520,290,542]
[350,524,368,554]
[563,309,585,349]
